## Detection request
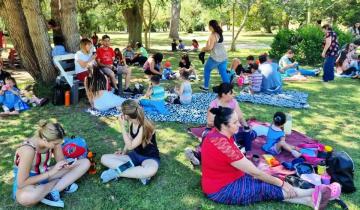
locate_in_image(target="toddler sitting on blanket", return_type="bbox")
[139,75,168,114]
[171,71,192,105]
[262,112,301,157]
[0,77,28,115]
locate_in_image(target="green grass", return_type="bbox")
[1,32,359,210]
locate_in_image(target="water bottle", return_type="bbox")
[64,91,70,107]
[284,113,292,135]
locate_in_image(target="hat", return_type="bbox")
[164,61,171,68]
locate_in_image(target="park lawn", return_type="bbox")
[0,33,359,210]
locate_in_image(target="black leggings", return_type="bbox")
[341,67,357,75]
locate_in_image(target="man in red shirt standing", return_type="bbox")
[96,35,132,93]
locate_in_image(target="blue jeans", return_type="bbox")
[286,68,316,77]
[323,56,336,82]
[203,57,228,88]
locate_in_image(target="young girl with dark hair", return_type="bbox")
[143,53,163,76]
[321,24,339,82]
[201,107,340,208]
[84,66,126,111]
[101,99,160,185]
[179,54,198,80]
[262,112,301,157]
[184,83,255,166]
[200,20,228,91]
[335,51,357,76]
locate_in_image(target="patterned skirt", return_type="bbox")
[207,174,284,205]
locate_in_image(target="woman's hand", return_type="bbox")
[282,182,297,198]
[49,160,67,176]
[321,52,326,58]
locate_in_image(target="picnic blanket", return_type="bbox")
[236,90,310,109]
[86,93,217,124]
[188,120,320,178]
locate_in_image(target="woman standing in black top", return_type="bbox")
[100,99,159,185]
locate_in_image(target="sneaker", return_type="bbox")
[199,86,209,92]
[39,98,49,107]
[100,168,119,183]
[64,183,78,194]
[139,177,151,185]
[189,75,196,81]
[41,190,64,208]
[184,148,200,166]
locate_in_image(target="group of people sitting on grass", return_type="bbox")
[171,39,199,52]
[12,83,342,210]
[335,42,360,78]
[8,19,349,209]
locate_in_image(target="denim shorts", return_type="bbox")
[127,151,160,167]
[12,167,48,200]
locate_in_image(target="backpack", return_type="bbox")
[326,151,356,193]
[52,78,70,106]
[62,136,88,159]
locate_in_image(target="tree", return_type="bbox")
[1,0,42,81]
[58,0,80,52]
[141,0,161,48]
[169,0,181,39]
[21,0,57,83]
[50,0,63,39]
[122,0,144,46]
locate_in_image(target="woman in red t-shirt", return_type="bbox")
[201,106,336,209]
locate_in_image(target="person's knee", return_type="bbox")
[16,192,38,207]
[78,158,90,171]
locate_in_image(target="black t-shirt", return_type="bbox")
[0,70,11,86]
[179,61,191,69]
[130,123,160,159]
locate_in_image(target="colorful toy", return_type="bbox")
[87,151,96,174]
[263,154,280,167]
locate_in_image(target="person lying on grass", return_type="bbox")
[201,106,341,210]
[84,65,126,111]
[184,83,255,166]
[262,112,301,158]
[101,99,160,185]
[279,49,320,77]
[13,120,90,208]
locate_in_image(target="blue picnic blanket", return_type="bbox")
[86,93,217,124]
[236,90,309,109]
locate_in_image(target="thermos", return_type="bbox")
[71,80,79,104]
[284,114,292,135]
[65,91,70,106]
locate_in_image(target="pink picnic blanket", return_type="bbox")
[188,120,321,179]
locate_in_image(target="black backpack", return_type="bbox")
[326,151,356,193]
[52,79,70,106]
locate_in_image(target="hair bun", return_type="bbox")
[210,107,220,115]
[38,120,47,128]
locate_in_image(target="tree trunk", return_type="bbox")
[282,12,290,29]
[59,0,80,52]
[306,0,311,24]
[21,0,57,83]
[50,0,62,41]
[169,0,181,39]
[264,25,272,33]
[2,0,42,81]
[122,0,144,46]
[230,6,250,51]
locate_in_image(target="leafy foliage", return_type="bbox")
[270,25,352,65]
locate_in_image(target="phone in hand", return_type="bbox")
[67,158,77,166]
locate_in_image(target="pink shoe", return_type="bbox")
[312,185,331,210]
[328,182,341,200]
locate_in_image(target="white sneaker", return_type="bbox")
[64,183,78,194]
[41,190,64,208]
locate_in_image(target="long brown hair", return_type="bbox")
[121,99,155,147]
[85,65,107,102]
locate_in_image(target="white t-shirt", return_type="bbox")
[75,50,93,74]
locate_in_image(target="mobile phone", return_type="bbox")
[118,161,133,172]
[67,158,77,166]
